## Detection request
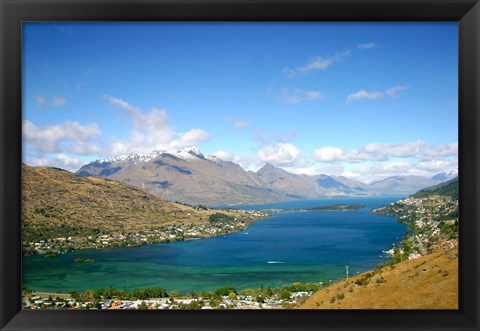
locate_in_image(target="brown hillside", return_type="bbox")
[21,164,252,243]
[298,248,458,309]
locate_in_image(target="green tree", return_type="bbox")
[68,290,79,300]
[215,285,236,296]
[279,289,291,300]
[169,291,181,298]
[187,291,197,298]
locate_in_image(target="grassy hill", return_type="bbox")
[300,178,459,310]
[22,164,266,254]
[298,248,458,309]
[412,176,458,200]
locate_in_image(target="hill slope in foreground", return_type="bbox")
[22,164,267,254]
[297,248,458,309]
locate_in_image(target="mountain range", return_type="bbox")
[76,147,457,206]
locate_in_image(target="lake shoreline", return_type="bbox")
[23,209,272,257]
[23,197,406,295]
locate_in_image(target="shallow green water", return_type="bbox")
[23,197,406,293]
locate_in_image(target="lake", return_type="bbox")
[22,196,406,293]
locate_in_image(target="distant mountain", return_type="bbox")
[431,170,458,182]
[315,175,356,193]
[332,176,368,191]
[367,175,439,195]
[257,163,319,200]
[76,147,450,206]
[78,147,289,206]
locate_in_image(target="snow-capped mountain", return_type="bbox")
[97,147,204,165]
[98,150,167,165]
[76,147,454,206]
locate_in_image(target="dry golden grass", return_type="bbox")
[21,164,251,241]
[298,248,458,309]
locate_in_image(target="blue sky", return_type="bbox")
[22,22,458,182]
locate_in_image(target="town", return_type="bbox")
[23,283,320,310]
[372,192,458,263]
[23,210,271,256]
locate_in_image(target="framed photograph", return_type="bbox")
[1,0,479,330]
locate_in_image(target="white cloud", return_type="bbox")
[23,120,101,155]
[385,85,410,97]
[346,89,383,104]
[105,96,211,155]
[287,164,345,177]
[26,153,85,172]
[106,96,171,134]
[35,95,46,109]
[169,129,211,150]
[67,142,101,155]
[106,96,173,153]
[52,97,67,107]
[363,141,427,160]
[279,93,302,105]
[283,50,350,78]
[234,120,251,128]
[313,147,349,162]
[416,159,458,172]
[106,96,138,112]
[313,140,457,164]
[338,158,458,184]
[225,116,252,129]
[213,150,235,161]
[251,128,297,146]
[278,89,326,104]
[258,143,302,166]
[212,151,261,171]
[346,85,409,104]
[303,90,325,100]
[313,147,368,163]
[343,162,413,183]
[357,42,376,49]
[422,142,458,158]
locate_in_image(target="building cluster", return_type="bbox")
[374,195,458,260]
[23,210,270,256]
[24,291,312,310]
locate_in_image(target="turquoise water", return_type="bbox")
[22,196,406,293]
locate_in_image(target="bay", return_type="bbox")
[22,196,406,293]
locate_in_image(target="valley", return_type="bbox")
[21,161,459,310]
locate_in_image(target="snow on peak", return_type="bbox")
[98,149,166,164]
[175,146,205,159]
[96,146,207,165]
[185,146,202,155]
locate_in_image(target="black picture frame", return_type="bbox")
[1,0,479,330]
